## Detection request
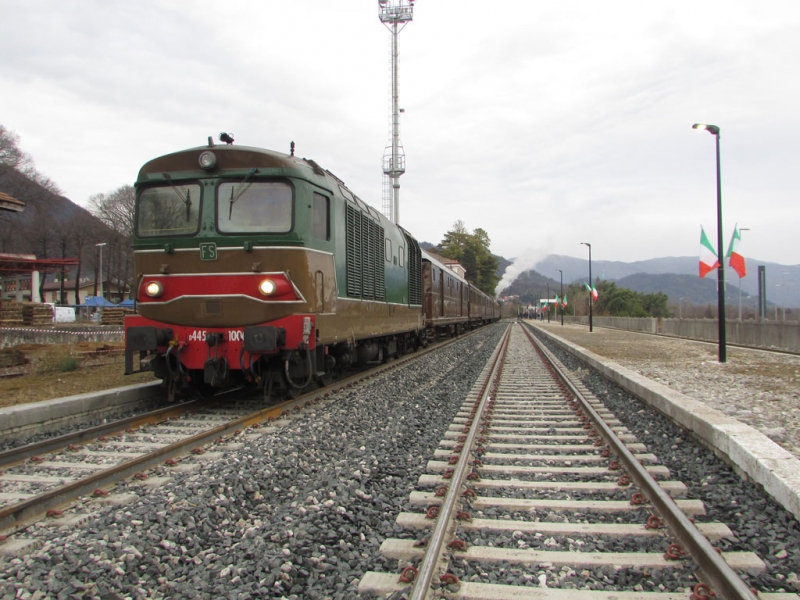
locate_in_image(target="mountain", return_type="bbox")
[1,163,112,291]
[500,254,799,308]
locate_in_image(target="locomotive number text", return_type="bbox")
[187,329,244,342]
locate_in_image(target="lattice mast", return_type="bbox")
[378,0,414,224]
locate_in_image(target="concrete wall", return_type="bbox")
[563,316,800,353]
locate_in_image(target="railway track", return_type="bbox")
[360,322,794,599]
[0,329,479,541]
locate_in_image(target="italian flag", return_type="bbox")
[562,294,568,308]
[726,224,747,279]
[584,282,598,301]
[699,226,719,278]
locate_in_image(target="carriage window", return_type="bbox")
[217,181,292,233]
[312,193,329,240]
[385,238,392,261]
[137,183,202,237]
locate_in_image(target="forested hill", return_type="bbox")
[0,163,102,256]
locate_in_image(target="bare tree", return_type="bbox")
[88,185,135,296]
[0,125,61,195]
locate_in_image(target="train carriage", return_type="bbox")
[421,250,470,337]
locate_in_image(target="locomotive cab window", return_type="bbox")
[385,239,392,262]
[312,193,329,240]
[398,246,405,267]
[217,181,292,233]
[137,183,202,237]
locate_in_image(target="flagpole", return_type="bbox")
[557,269,564,326]
[737,228,749,320]
[581,242,593,332]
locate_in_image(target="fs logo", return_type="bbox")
[199,243,217,261]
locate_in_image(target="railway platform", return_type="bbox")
[527,319,800,521]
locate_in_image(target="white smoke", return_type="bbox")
[495,246,550,297]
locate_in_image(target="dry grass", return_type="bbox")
[0,342,155,409]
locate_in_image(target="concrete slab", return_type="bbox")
[379,539,765,572]
[0,537,42,557]
[417,474,688,496]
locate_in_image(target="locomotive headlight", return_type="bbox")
[144,281,164,298]
[258,278,277,296]
[198,151,217,170]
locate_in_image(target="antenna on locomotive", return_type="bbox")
[290,141,295,156]
[220,132,234,145]
[207,136,215,147]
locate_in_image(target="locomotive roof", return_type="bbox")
[137,145,314,180]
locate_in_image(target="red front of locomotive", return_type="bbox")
[125,270,316,387]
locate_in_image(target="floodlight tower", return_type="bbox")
[379,0,414,224]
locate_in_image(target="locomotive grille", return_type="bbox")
[403,232,422,306]
[345,204,385,301]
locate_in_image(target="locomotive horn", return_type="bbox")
[220,132,234,145]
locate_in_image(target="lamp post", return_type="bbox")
[95,242,107,300]
[736,228,749,320]
[557,269,564,326]
[546,282,550,323]
[581,242,592,332]
[692,123,726,362]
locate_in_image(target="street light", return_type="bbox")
[737,228,749,320]
[581,242,592,332]
[96,242,107,300]
[557,269,564,326]
[546,281,550,323]
[692,123,726,362]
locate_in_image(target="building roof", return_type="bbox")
[0,253,79,276]
[0,192,25,213]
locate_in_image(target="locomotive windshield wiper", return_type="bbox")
[162,173,192,221]
[228,168,258,219]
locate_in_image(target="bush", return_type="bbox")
[57,357,80,373]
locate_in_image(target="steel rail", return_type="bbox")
[0,401,200,471]
[521,325,759,600]
[409,323,513,600]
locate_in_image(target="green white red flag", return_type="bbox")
[584,282,598,301]
[562,294,568,308]
[726,224,747,278]
[699,226,719,278]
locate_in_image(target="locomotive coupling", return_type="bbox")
[243,326,286,353]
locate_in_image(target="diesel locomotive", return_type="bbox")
[124,137,499,400]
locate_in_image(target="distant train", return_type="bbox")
[124,137,500,399]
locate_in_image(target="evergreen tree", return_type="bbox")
[438,221,499,295]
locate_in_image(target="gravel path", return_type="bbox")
[532,321,800,460]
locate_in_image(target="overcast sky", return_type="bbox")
[2,1,799,279]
